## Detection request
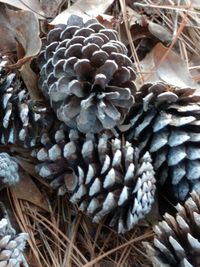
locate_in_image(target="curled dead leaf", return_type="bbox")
[148,21,172,43]
[20,62,43,101]
[96,14,115,29]
[0,0,45,18]
[40,0,64,18]
[0,5,41,63]
[154,43,200,89]
[127,6,171,44]
[50,0,115,25]
[138,42,200,89]
[0,6,43,100]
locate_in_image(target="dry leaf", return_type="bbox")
[96,14,115,29]
[138,43,200,89]
[154,43,200,89]
[0,5,41,63]
[190,0,200,8]
[51,0,115,25]
[145,197,160,225]
[11,172,50,212]
[148,21,172,43]
[127,6,171,43]
[0,0,44,18]
[20,62,43,100]
[15,155,40,178]
[40,0,64,18]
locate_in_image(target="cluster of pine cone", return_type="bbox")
[0,14,200,266]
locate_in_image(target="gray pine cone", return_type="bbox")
[34,129,156,233]
[124,82,200,201]
[0,59,54,148]
[33,123,76,195]
[0,217,28,267]
[38,14,136,134]
[0,153,19,187]
[145,191,200,267]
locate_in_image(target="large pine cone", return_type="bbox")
[0,59,54,148]
[34,128,156,233]
[124,82,200,201]
[145,191,200,267]
[0,217,28,267]
[38,15,136,134]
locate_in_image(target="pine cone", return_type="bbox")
[0,217,28,267]
[124,82,200,201]
[145,191,200,267]
[0,153,19,187]
[33,123,77,195]
[0,58,54,148]
[34,129,156,233]
[38,15,136,134]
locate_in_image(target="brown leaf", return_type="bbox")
[130,23,150,41]
[154,43,200,89]
[10,172,50,212]
[0,0,44,18]
[51,0,115,25]
[96,14,115,29]
[138,43,200,89]
[15,154,40,178]
[145,197,160,225]
[148,21,172,43]
[40,0,64,18]
[127,6,171,43]
[0,5,41,61]
[20,62,43,100]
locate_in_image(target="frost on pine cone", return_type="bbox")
[38,15,136,134]
[0,217,28,267]
[34,128,156,233]
[145,191,200,267]
[124,82,200,201]
[0,59,54,148]
[0,153,19,187]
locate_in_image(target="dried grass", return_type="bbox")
[8,189,153,267]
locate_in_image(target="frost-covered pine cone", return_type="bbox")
[124,82,200,201]
[38,14,136,134]
[33,128,156,233]
[145,191,200,267]
[0,217,28,267]
[0,58,54,148]
[0,152,19,187]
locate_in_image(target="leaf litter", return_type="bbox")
[1,0,200,266]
